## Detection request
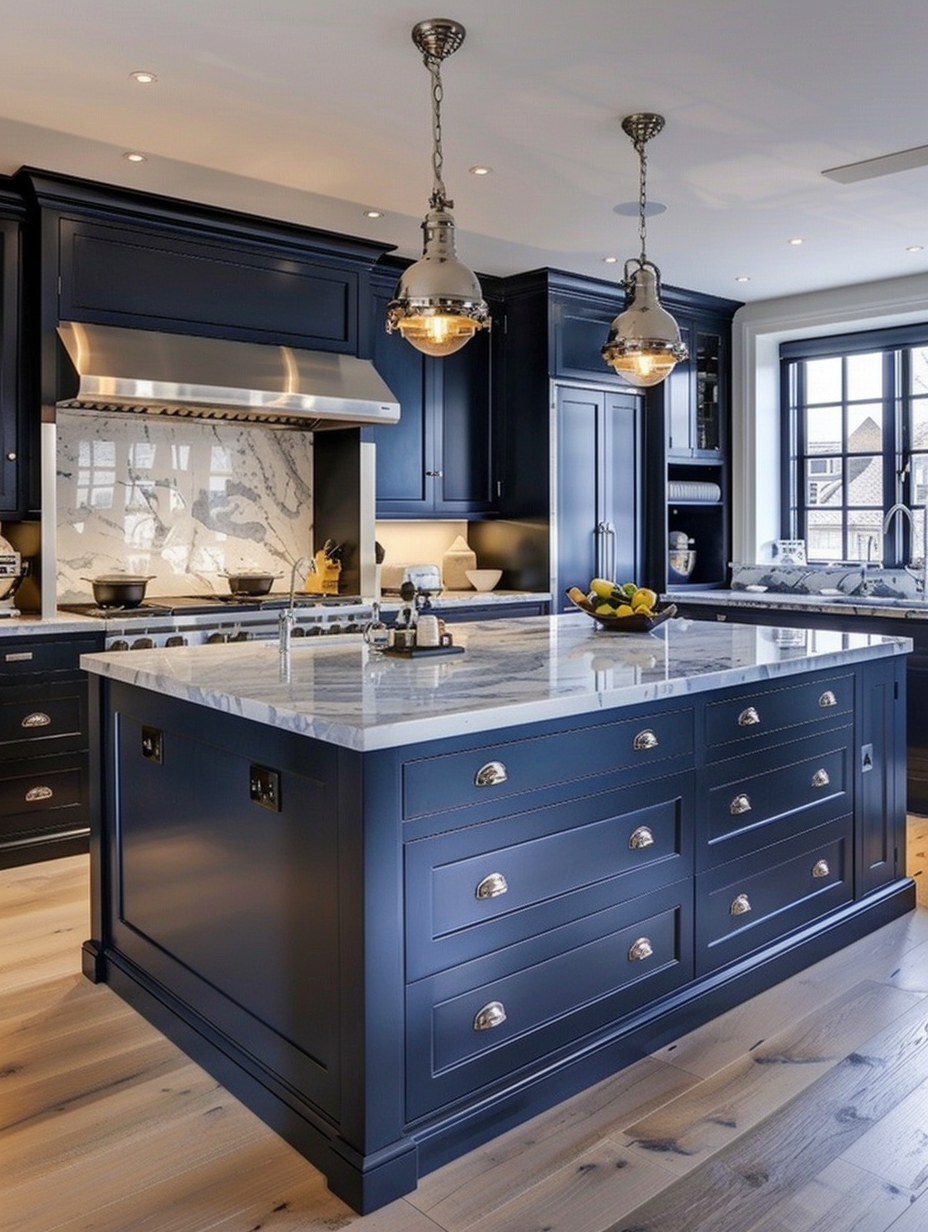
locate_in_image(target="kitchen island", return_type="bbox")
[81,614,915,1212]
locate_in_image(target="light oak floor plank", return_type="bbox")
[1,821,927,1232]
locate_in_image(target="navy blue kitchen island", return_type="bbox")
[80,614,915,1213]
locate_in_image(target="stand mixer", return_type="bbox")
[0,527,27,616]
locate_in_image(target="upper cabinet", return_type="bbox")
[0,186,27,517]
[368,265,498,518]
[664,309,730,461]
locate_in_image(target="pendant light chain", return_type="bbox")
[428,54,451,209]
[636,136,649,265]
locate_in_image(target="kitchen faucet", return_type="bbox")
[279,556,311,659]
[882,502,928,595]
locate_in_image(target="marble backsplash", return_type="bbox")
[56,410,314,602]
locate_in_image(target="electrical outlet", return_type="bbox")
[250,764,281,811]
[141,726,163,763]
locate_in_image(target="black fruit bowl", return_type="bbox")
[566,591,677,632]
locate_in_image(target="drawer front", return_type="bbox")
[0,636,101,676]
[0,689,85,754]
[702,737,851,869]
[405,772,693,979]
[0,756,86,818]
[406,879,693,1119]
[695,817,852,975]
[403,707,695,820]
[705,673,853,754]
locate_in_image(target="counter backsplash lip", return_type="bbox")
[80,612,910,752]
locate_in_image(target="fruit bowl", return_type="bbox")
[565,590,677,632]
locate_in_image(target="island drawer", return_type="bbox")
[405,878,693,1119]
[402,706,695,821]
[695,816,852,975]
[0,683,87,757]
[704,672,854,755]
[700,731,852,869]
[405,772,693,979]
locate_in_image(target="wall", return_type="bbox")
[732,271,928,565]
[55,410,314,603]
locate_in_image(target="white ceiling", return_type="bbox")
[3,0,928,304]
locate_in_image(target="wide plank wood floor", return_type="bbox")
[2,822,928,1232]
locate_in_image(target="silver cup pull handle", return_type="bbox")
[819,690,837,708]
[628,826,655,850]
[21,711,51,729]
[25,785,54,803]
[738,706,760,727]
[475,872,509,900]
[633,729,659,751]
[628,937,654,962]
[730,793,752,815]
[730,893,752,916]
[474,760,508,787]
[473,1001,507,1031]
[812,859,830,879]
[811,768,830,788]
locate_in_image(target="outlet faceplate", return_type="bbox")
[250,764,281,811]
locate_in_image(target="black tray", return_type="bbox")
[383,643,465,659]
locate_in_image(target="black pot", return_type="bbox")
[83,575,155,608]
[220,572,280,596]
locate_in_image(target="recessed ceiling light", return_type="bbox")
[363,209,384,219]
[129,70,157,84]
[906,244,924,253]
[469,165,492,176]
[787,237,804,246]
[123,151,147,163]
[735,275,751,283]
[602,256,619,264]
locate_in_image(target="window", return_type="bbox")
[782,325,928,566]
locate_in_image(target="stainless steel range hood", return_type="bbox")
[56,321,400,429]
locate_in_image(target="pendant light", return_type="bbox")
[602,113,688,388]
[386,18,490,357]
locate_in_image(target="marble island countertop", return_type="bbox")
[80,612,910,752]
[672,588,928,620]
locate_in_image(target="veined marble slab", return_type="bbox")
[81,612,910,752]
[56,410,313,603]
[675,589,928,621]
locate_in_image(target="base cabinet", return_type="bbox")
[85,657,913,1213]
[0,634,101,868]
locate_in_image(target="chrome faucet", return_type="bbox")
[882,502,928,595]
[279,556,311,658]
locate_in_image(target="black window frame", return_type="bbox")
[781,322,928,567]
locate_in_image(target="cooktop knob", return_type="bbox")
[290,626,307,637]
[109,639,130,652]
[207,632,228,644]
[307,625,323,636]
[326,623,343,636]
[131,637,155,650]
[231,630,252,642]
[165,635,187,647]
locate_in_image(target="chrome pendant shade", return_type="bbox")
[386,18,490,357]
[602,113,687,388]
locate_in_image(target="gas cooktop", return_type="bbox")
[61,594,365,618]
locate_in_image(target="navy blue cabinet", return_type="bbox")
[85,657,912,1213]
[369,268,497,517]
[0,196,26,517]
[554,385,642,610]
[0,633,102,868]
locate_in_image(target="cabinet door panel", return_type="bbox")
[370,296,430,506]
[438,334,493,510]
[604,392,641,586]
[555,388,603,608]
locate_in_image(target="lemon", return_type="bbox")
[632,587,658,610]
[594,601,617,615]
[589,578,616,599]
[616,603,635,617]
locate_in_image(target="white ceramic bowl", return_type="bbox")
[465,568,502,592]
